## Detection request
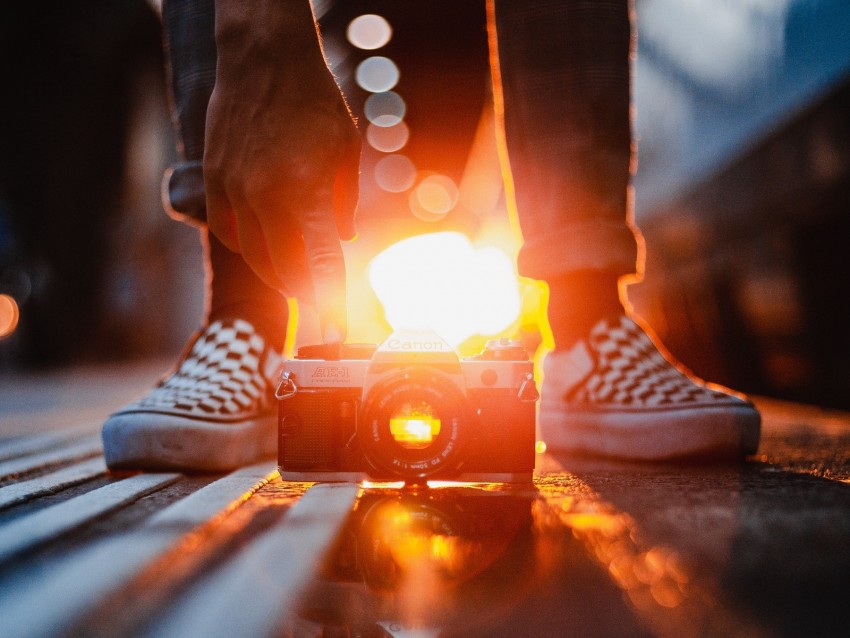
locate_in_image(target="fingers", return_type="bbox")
[333,140,361,242]
[261,207,347,343]
[208,165,343,338]
[203,95,241,254]
[294,207,348,345]
[205,178,241,253]
[204,89,356,346]
[232,209,285,292]
[229,198,316,310]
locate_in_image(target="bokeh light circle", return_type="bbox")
[356,56,400,93]
[366,121,409,152]
[347,14,392,50]
[411,174,459,222]
[0,294,20,339]
[374,154,416,192]
[364,91,406,127]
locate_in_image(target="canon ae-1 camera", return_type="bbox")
[276,331,538,483]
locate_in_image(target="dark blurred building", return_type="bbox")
[629,0,850,409]
[0,2,203,368]
[632,74,850,409]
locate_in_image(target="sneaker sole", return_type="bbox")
[538,402,761,461]
[102,411,277,473]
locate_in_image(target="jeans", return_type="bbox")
[491,0,639,281]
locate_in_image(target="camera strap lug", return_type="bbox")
[275,371,298,400]
[517,373,539,402]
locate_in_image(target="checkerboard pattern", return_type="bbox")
[571,316,739,407]
[124,319,278,421]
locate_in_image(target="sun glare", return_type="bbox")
[368,232,521,347]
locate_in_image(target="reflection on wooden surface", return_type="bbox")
[0,397,847,636]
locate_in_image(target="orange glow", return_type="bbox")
[368,232,521,348]
[536,479,712,636]
[342,100,549,356]
[361,480,407,489]
[425,480,480,488]
[389,402,441,449]
[0,294,20,339]
[458,104,504,218]
[372,501,482,583]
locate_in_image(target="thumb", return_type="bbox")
[205,175,240,253]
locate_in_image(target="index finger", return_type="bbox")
[298,207,348,345]
[257,201,348,345]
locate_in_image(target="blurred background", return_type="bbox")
[1,0,849,409]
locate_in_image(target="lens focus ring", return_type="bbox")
[358,369,467,480]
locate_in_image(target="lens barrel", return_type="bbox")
[358,368,467,479]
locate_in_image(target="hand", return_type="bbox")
[204,0,360,343]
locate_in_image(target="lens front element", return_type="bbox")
[359,369,466,480]
[389,402,441,450]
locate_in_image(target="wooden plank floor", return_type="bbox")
[0,363,848,637]
[0,442,358,637]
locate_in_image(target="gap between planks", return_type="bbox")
[0,472,181,562]
[0,462,284,638]
[0,456,108,511]
[0,435,103,481]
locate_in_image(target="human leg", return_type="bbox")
[102,0,287,471]
[160,0,289,344]
[488,0,760,459]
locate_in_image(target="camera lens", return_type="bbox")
[389,401,441,450]
[359,369,466,479]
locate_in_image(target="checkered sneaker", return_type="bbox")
[123,318,279,421]
[539,315,760,459]
[103,318,282,472]
[570,316,735,408]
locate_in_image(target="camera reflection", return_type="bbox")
[289,485,535,637]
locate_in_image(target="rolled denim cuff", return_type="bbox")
[517,219,639,281]
[162,160,207,226]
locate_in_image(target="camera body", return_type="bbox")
[277,331,538,483]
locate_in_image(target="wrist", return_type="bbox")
[214,0,330,78]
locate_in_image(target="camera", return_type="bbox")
[276,331,538,483]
